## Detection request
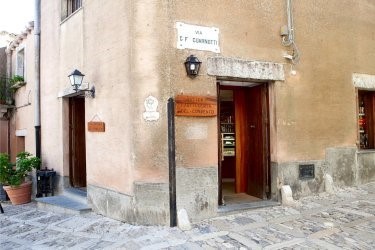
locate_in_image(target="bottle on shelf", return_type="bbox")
[359,100,365,114]
[359,116,365,131]
[358,99,367,149]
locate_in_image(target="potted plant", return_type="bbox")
[10,75,26,90]
[0,152,41,205]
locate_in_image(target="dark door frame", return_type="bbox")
[218,81,271,204]
[69,97,87,187]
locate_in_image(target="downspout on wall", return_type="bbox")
[5,49,11,154]
[34,0,41,158]
[281,0,300,65]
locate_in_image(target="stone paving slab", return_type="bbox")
[0,182,374,249]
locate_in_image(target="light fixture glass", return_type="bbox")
[184,55,201,78]
[68,69,85,91]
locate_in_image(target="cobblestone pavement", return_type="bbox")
[1,182,374,249]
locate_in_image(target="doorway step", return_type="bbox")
[35,188,91,214]
[218,200,280,215]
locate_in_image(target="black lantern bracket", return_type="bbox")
[184,55,201,78]
[78,83,95,98]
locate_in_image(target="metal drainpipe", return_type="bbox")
[34,0,41,158]
[286,0,294,42]
[5,49,12,155]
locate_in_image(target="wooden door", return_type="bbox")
[235,85,269,199]
[217,85,223,205]
[247,85,269,199]
[69,97,86,187]
[364,93,374,148]
[234,89,249,193]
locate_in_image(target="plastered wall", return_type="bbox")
[41,0,135,194]
[40,0,375,202]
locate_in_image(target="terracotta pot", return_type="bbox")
[3,182,32,205]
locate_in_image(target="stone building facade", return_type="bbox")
[36,0,375,225]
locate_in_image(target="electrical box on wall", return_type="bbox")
[299,164,315,180]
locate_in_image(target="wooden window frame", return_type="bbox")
[61,0,82,21]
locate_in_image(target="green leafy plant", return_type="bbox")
[10,75,24,84]
[0,152,41,187]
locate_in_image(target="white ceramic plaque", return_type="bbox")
[176,22,220,53]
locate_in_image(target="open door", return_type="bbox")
[234,89,248,193]
[234,84,269,199]
[246,85,269,199]
[69,97,87,187]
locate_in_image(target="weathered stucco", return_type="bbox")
[88,182,169,225]
[356,151,375,185]
[277,161,326,199]
[325,147,357,187]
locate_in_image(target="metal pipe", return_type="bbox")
[7,116,10,155]
[282,0,294,46]
[286,0,294,42]
[5,51,12,155]
[168,98,177,227]
[34,0,41,158]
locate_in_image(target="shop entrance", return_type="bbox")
[358,90,375,149]
[69,97,87,187]
[218,82,270,205]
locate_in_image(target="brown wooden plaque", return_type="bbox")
[88,121,105,132]
[175,95,217,117]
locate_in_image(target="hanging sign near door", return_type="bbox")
[88,121,105,132]
[175,95,217,117]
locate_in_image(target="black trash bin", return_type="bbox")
[36,169,56,197]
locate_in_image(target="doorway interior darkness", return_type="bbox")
[218,81,271,206]
[69,97,87,187]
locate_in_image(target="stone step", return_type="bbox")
[63,187,88,203]
[218,200,280,214]
[36,189,91,215]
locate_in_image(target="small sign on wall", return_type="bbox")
[175,95,217,117]
[88,121,105,132]
[176,22,220,53]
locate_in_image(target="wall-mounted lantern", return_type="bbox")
[68,69,95,98]
[184,55,201,78]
